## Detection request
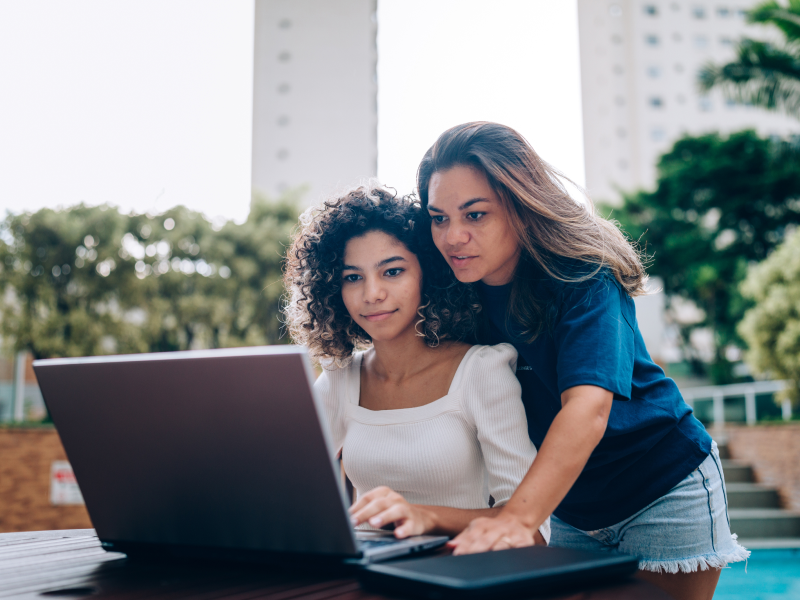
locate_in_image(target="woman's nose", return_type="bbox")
[446,222,469,247]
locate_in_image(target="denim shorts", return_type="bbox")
[550,442,751,573]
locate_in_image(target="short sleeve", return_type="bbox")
[313,365,349,457]
[554,273,635,400]
[458,344,550,543]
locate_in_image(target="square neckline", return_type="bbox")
[348,345,481,414]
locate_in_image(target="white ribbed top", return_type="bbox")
[315,343,550,542]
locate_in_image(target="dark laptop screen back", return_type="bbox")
[33,346,359,557]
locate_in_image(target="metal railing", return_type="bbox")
[681,380,792,429]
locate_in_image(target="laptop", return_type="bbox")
[359,545,640,598]
[32,346,448,564]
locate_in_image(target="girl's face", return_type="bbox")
[427,165,521,286]
[341,230,423,343]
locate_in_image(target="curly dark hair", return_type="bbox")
[283,183,480,364]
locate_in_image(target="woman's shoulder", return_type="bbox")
[315,350,367,389]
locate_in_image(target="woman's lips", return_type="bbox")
[450,255,477,268]
[362,310,398,322]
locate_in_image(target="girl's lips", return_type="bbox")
[362,310,398,322]
[451,255,477,268]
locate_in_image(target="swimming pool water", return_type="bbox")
[714,549,800,600]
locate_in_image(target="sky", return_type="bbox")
[0,0,584,224]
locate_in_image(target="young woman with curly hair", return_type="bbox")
[283,183,549,543]
[417,122,748,600]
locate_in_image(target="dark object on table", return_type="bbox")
[359,545,639,598]
[0,530,668,600]
[32,346,446,564]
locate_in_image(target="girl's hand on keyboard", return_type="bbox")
[349,486,433,538]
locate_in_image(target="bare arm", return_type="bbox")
[448,385,613,554]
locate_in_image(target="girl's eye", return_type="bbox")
[431,215,446,224]
[385,268,404,277]
[343,274,361,283]
[466,212,485,221]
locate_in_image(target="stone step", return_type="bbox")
[729,509,800,538]
[725,483,781,509]
[716,443,731,459]
[736,538,800,549]
[721,459,754,483]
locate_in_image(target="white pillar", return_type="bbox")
[12,351,26,423]
[782,398,793,421]
[713,390,725,432]
[745,388,757,426]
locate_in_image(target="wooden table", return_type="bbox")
[0,530,669,599]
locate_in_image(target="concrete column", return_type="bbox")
[12,351,26,422]
[745,388,757,426]
[713,390,725,432]
[782,398,793,422]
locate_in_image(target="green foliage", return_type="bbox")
[739,230,800,405]
[0,194,300,359]
[698,0,800,119]
[603,130,800,383]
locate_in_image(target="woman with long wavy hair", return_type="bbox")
[283,183,549,543]
[416,122,748,600]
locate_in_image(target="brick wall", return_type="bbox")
[726,424,800,512]
[0,427,92,533]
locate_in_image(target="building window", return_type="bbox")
[677,93,686,103]
[619,159,629,170]
[613,64,625,75]
[736,8,747,18]
[699,96,712,111]
[692,5,707,18]
[647,65,662,78]
[649,96,664,108]
[673,32,683,42]
[277,83,291,94]
[675,63,685,73]
[719,36,734,46]
[651,128,666,141]
[716,7,731,17]
[693,35,709,48]
[671,2,681,10]
[644,5,658,15]
[278,51,291,63]
[276,148,289,160]
[277,115,290,126]
[278,18,292,29]
[611,34,624,44]
[609,4,623,17]
[617,127,627,138]
[645,34,660,46]
[725,97,737,108]
[615,95,626,106]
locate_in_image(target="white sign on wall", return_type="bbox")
[50,461,84,505]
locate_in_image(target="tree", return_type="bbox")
[698,0,800,119]
[739,230,800,404]
[0,194,300,360]
[603,130,800,383]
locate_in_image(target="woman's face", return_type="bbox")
[341,230,423,343]
[427,165,521,286]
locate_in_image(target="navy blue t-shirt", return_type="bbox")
[479,270,711,531]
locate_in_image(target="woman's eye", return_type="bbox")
[466,212,485,221]
[431,215,446,224]
[385,268,404,277]
[343,274,361,282]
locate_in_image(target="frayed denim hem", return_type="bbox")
[638,534,751,574]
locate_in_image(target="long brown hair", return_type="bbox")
[416,121,647,341]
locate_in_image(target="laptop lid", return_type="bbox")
[33,346,361,558]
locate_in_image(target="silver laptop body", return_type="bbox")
[33,346,447,563]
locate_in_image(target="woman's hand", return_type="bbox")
[446,512,547,555]
[349,486,434,539]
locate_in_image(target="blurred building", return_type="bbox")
[578,0,800,204]
[251,0,378,205]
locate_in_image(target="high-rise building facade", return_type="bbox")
[251,0,378,205]
[578,0,800,204]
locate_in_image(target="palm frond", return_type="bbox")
[698,39,800,118]
[748,0,800,43]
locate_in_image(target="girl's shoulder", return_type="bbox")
[450,343,518,391]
